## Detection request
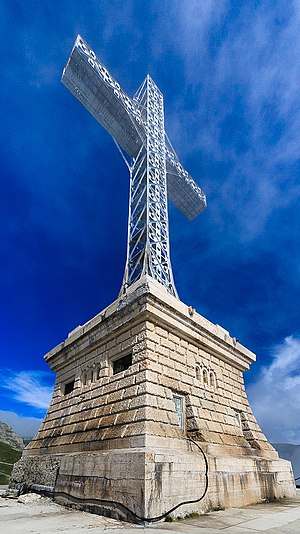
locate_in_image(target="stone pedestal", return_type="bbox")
[10,276,296,521]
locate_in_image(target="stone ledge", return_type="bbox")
[44,275,255,373]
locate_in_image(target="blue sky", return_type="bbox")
[1,0,300,442]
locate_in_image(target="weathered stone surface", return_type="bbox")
[12,275,296,521]
[10,454,60,491]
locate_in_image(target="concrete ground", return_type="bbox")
[1,486,300,533]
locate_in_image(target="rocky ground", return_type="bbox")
[1,487,300,533]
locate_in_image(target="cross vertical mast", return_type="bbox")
[121,76,177,296]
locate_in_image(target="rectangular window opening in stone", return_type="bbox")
[64,379,75,395]
[173,393,184,429]
[234,411,242,428]
[112,353,132,375]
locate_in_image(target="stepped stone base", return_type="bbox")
[10,276,296,521]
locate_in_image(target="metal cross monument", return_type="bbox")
[62,35,206,298]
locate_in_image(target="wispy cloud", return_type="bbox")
[154,1,300,243]
[247,335,300,443]
[1,370,53,411]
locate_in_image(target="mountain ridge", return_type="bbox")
[0,421,24,451]
[0,421,24,484]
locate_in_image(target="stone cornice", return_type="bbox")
[45,275,255,372]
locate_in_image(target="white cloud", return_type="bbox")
[247,335,300,444]
[157,2,300,244]
[0,410,43,438]
[1,370,54,411]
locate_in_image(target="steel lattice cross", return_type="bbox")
[62,35,206,298]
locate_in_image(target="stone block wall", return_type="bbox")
[26,280,274,459]
[142,321,275,456]
[26,320,151,454]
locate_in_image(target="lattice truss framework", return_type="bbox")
[126,77,175,293]
[62,35,207,297]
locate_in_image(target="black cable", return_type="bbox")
[295,476,300,481]
[53,437,209,524]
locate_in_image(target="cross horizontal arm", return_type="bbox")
[62,35,206,222]
[165,142,207,221]
[61,35,143,157]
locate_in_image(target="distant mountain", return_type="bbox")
[0,421,24,451]
[22,436,33,447]
[0,421,24,485]
[272,443,300,485]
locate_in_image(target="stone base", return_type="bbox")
[10,276,296,522]
[10,442,295,522]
